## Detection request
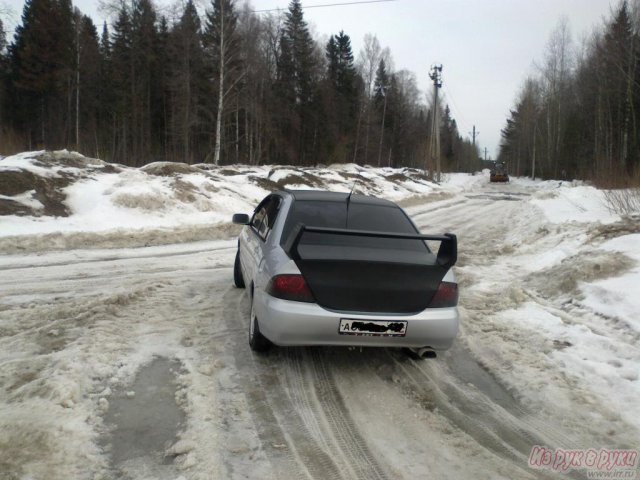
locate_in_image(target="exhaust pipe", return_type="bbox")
[407,347,437,359]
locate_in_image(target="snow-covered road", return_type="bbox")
[1,180,639,480]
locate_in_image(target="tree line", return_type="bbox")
[0,0,479,171]
[499,0,640,183]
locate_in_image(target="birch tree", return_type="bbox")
[204,0,241,165]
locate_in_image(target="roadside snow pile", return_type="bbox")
[0,150,116,218]
[0,150,482,245]
[530,185,620,224]
[581,234,640,332]
[455,179,640,436]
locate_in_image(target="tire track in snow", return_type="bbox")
[382,351,589,480]
[283,348,390,480]
[404,185,595,479]
[0,243,236,271]
[305,348,389,480]
[281,348,354,480]
[223,288,344,480]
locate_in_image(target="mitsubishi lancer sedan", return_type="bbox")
[232,190,459,356]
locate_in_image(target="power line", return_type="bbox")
[442,83,471,134]
[253,0,397,13]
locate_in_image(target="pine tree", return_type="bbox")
[323,30,358,162]
[280,0,318,164]
[110,5,132,162]
[602,1,635,170]
[284,0,316,106]
[156,16,171,159]
[170,0,207,162]
[332,31,357,124]
[0,19,5,53]
[0,19,7,130]
[326,35,338,87]
[98,22,114,159]
[75,14,101,153]
[131,0,158,163]
[373,58,390,165]
[10,0,75,147]
[373,59,389,105]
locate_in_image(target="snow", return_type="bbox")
[493,301,640,432]
[0,190,44,210]
[0,150,52,175]
[2,150,640,478]
[580,234,640,333]
[0,151,464,239]
[530,185,620,224]
[442,170,490,191]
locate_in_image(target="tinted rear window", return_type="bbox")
[281,200,428,251]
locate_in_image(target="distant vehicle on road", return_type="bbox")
[490,162,509,182]
[232,190,459,356]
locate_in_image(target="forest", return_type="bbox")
[499,0,640,184]
[0,0,479,171]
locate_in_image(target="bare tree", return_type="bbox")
[205,0,243,165]
[538,17,573,178]
[355,33,381,163]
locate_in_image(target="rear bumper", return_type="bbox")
[490,175,509,182]
[254,291,459,350]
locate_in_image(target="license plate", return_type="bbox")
[339,318,407,337]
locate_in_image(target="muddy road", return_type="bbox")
[1,182,637,480]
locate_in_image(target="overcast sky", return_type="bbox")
[3,0,618,158]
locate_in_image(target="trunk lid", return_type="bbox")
[284,226,456,314]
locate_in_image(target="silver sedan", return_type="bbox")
[232,190,459,357]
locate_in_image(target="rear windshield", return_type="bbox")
[281,200,428,251]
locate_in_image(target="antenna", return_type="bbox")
[345,177,360,228]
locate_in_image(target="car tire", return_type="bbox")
[249,296,271,352]
[233,251,245,288]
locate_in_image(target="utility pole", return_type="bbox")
[469,125,479,169]
[75,19,81,151]
[469,125,479,147]
[428,64,443,182]
[484,147,488,162]
[532,122,538,179]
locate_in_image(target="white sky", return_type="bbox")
[2,0,618,158]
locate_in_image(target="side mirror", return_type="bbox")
[232,213,250,225]
[436,233,457,269]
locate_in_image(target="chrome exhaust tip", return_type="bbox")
[407,347,437,359]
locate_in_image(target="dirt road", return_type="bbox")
[1,182,637,480]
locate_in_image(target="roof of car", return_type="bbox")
[281,189,397,207]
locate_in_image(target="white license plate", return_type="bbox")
[339,319,407,337]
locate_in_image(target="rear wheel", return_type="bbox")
[249,295,271,352]
[233,251,245,288]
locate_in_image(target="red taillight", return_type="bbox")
[266,274,315,303]
[428,282,458,308]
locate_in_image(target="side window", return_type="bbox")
[251,205,266,230]
[251,196,282,241]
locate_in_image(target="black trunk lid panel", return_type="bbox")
[296,244,446,314]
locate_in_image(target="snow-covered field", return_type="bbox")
[1,151,639,479]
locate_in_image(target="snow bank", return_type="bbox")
[580,234,640,333]
[530,185,620,224]
[1,151,480,245]
[493,301,640,431]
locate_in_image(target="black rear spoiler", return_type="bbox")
[284,224,457,269]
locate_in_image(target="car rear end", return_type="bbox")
[490,162,509,182]
[254,192,460,351]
